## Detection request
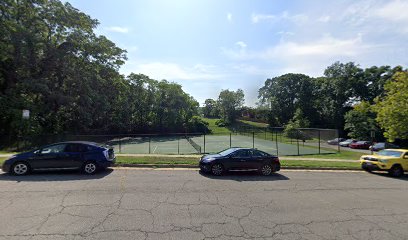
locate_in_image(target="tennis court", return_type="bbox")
[108,134,335,156]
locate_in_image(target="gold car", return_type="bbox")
[360,149,408,177]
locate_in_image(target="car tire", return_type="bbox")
[11,162,30,175]
[211,163,224,176]
[259,164,273,176]
[389,165,403,178]
[82,161,98,175]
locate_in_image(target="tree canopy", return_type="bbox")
[374,71,408,141]
[0,0,201,136]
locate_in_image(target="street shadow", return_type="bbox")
[199,170,289,182]
[369,171,408,181]
[0,168,114,182]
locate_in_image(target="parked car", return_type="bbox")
[1,141,115,175]
[199,148,280,176]
[327,138,346,145]
[360,149,408,177]
[369,142,399,151]
[339,139,357,147]
[350,141,372,149]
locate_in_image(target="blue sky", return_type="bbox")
[66,0,408,106]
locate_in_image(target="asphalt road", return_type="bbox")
[0,168,407,240]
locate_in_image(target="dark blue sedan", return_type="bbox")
[199,148,280,176]
[2,141,116,175]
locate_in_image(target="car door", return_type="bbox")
[402,152,408,170]
[229,149,251,170]
[247,150,267,169]
[63,143,87,168]
[30,144,68,169]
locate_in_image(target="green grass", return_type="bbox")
[115,156,360,169]
[280,160,360,169]
[0,156,361,170]
[289,150,364,160]
[202,117,268,135]
[117,156,199,165]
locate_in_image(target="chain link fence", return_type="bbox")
[0,128,339,156]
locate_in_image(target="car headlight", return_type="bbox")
[379,159,388,163]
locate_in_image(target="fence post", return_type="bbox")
[203,133,206,154]
[119,139,122,153]
[337,129,340,153]
[297,136,300,156]
[275,130,279,156]
[318,129,321,155]
[229,133,231,148]
[149,137,151,154]
[252,132,255,148]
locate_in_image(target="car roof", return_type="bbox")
[49,141,101,146]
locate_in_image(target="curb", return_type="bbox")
[113,164,362,171]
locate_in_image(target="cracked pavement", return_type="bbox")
[0,169,407,240]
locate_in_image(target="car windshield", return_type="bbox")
[218,148,239,156]
[377,150,402,157]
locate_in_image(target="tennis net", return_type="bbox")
[185,136,201,153]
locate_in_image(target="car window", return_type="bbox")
[231,150,250,158]
[252,150,268,157]
[40,144,67,154]
[65,144,88,153]
[377,150,402,157]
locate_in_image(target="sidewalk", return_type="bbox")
[0,153,360,162]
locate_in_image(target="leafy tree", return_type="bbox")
[217,89,244,124]
[203,99,219,118]
[315,62,363,131]
[283,108,311,140]
[258,73,318,127]
[374,71,408,141]
[344,101,380,140]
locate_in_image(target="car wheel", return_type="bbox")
[389,165,403,178]
[259,164,273,176]
[11,162,30,175]
[82,161,98,175]
[211,163,224,176]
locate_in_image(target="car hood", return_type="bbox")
[361,155,399,160]
[13,151,36,159]
[201,154,222,161]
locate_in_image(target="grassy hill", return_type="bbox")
[201,117,268,134]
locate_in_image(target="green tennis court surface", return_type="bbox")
[108,134,335,156]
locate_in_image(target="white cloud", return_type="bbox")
[227,13,232,22]
[375,0,408,23]
[318,15,331,23]
[251,14,276,23]
[252,11,308,25]
[123,62,223,80]
[222,34,378,76]
[235,41,247,49]
[265,34,366,58]
[105,26,130,33]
